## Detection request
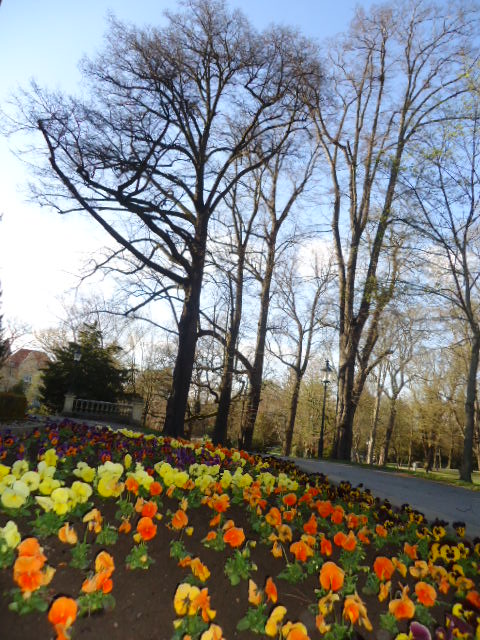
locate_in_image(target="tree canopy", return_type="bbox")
[40,323,128,411]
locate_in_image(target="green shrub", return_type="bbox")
[0,393,27,422]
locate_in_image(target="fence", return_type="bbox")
[62,393,144,426]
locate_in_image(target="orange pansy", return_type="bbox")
[319,561,345,592]
[209,513,221,528]
[375,524,388,538]
[303,514,318,535]
[18,538,45,559]
[171,509,189,530]
[330,506,344,525]
[373,557,395,581]
[248,579,262,606]
[223,527,245,548]
[149,481,163,496]
[277,524,293,543]
[118,519,132,534]
[388,585,415,620]
[205,531,217,542]
[283,493,298,507]
[141,501,158,518]
[404,542,418,560]
[125,477,139,494]
[290,540,314,562]
[466,590,480,609]
[271,540,283,558]
[48,596,77,640]
[265,576,277,603]
[283,509,297,522]
[58,523,78,545]
[333,531,347,547]
[316,500,333,519]
[137,516,157,541]
[190,557,211,582]
[266,507,282,527]
[415,581,437,607]
[346,513,359,529]
[320,537,333,557]
[95,551,114,575]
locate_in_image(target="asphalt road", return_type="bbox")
[290,458,480,539]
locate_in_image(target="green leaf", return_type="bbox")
[8,587,49,615]
[126,543,154,570]
[96,524,118,546]
[379,613,399,634]
[30,510,65,538]
[70,540,91,570]
[78,591,116,616]
[236,604,267,634]
[278,562,306,584]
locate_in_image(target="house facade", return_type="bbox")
[0,349,50,405]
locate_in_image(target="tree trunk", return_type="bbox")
[163,223,207,438]
[212,256,245,445]
[283,374,302,456]
[366,370,384,464]
[378,395,398,466]
[334,340,358,460]
[241,240,276,451]
[460,333,480,482]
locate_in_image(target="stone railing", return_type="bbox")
[62,393,144,426]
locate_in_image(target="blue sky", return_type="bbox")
[0,0,375,333]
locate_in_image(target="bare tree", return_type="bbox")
[268,252,332,456]
[240,139,319,450]
[307,0,479,460]
[10,0,322,438]
[404,94,480,481]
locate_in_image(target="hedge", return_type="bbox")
[0,392,27,422]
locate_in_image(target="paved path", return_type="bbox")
[290,458,480,539]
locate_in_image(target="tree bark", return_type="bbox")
[163,220,208,437]
[283,375,302,456]
[460,333,480,482]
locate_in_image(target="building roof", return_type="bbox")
[7,349,50,369]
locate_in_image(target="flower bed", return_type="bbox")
[0,419,478,639]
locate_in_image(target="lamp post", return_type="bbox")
[317,359,332,458]
[71,346,82,395]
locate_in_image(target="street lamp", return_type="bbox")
[317,359,332,458]
[69,345,82,395]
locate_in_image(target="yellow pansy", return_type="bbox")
[21,471,40,492]
[12,460,29,478]
[71,481,93,503]
[37,461,56,479]
[265,606,287,637]
[97,461,124,478]
[0,463,11,480]
[51,487,73,515]
[0,520,21,549]
[220,470,232,489]
[73,462,96,483]
[173,471,189,488]
[44,448,58,468]
[173,583,201,616]
[35,496,54,512]
[97,473,124,498]
[38,477,62,495]
[1,487,27,509]
[195,474,216,492]
[124,454,132,470]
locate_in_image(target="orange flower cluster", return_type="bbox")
[13,537,54,596]
[81,551,115,594]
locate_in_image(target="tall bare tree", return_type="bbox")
[307,0,479,460]
[404,97,480,481]
[11,0,322,438]
[268,253,332,456]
